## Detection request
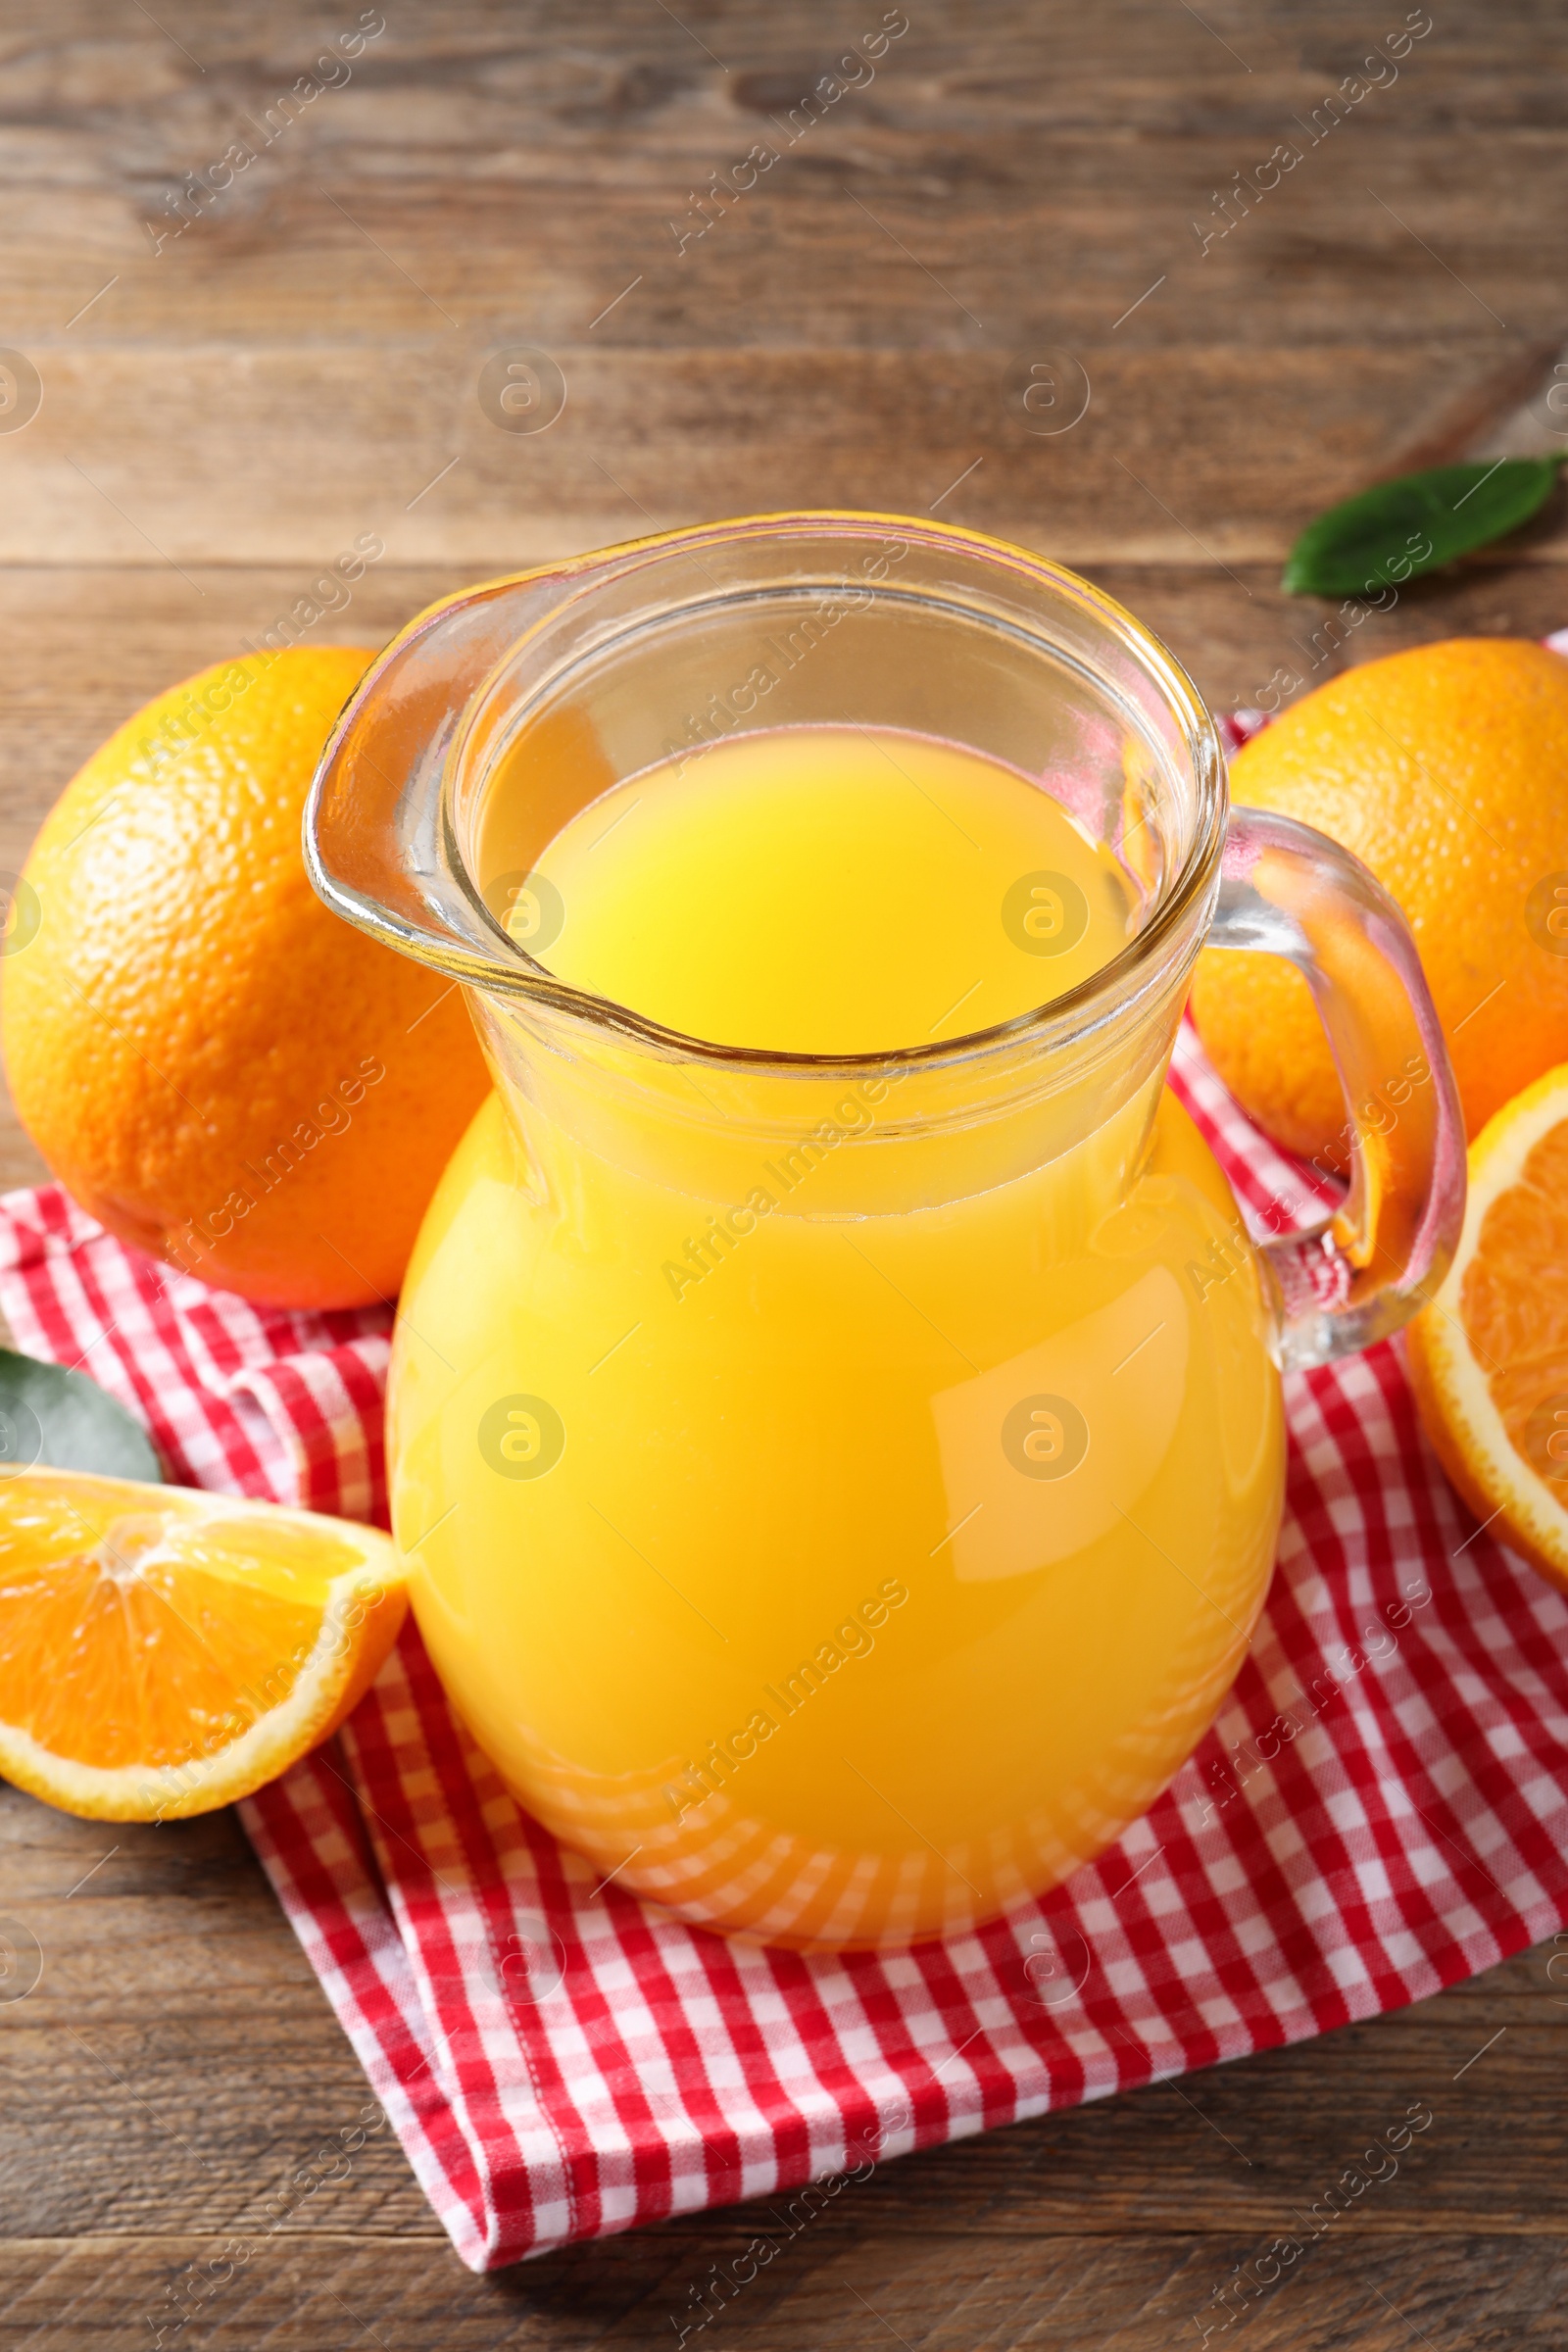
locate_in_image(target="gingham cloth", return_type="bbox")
[6,1026,1568,2271]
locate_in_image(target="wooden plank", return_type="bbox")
[9,132,1564,358]
[2,2229,1567,2348]
[2,345,1564,572]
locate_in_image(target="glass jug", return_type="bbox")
[307,514,1463,1950]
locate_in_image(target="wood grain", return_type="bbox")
[2,0,1567,2343]
[18,343,1568,570]
[7,2233,1568,2349]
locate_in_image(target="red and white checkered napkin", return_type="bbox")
[6,1026,1568,2273]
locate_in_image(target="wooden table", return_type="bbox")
[5,4,1568,2342]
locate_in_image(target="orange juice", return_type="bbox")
[514,726,1133,1050]
[389,724,1285,1945]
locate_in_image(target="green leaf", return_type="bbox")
[1282,458,1561,598]
[0,1348,163,1484]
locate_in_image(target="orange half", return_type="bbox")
[1407,1062,1568,1591]
[0,1469,406,1819]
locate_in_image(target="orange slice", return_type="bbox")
[1407,1062,1568,1591]
[0,1469,406,1820]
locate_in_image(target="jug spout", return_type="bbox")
[306,559,600,992]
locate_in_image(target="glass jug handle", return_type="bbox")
[1203,807,1466,1373]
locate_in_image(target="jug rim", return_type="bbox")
[310,510,1228,1078]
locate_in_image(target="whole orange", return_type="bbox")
[2,647,490,1308]
[1191,639,1568,1159]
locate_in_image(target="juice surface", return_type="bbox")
[488,724,1136,1052]
[392,723,1285,1946]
